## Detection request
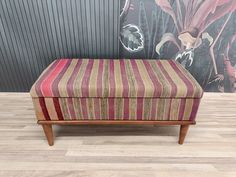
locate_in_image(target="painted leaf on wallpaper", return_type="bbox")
[155,0,236,75]
[155,0,179,32]
[155,0,236,36]
[120,24,144,52]
[120,0,131,21]
[155,33,180,55]
[202,32,213,46]
[139,1,149,56]
[224,33,236,92]
[225,34,236,61]
[192,0,236,33]
[148,10,158,58]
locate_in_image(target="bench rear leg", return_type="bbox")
[42,124,54,146]
[178,125,189,145]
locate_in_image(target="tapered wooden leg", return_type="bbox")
[178,125,189,145]
[42,124,54,146]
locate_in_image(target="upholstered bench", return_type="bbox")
[30,59,203,145]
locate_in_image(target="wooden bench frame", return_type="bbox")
[38,120,195,146]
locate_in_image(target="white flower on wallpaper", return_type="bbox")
[120,24,144,52]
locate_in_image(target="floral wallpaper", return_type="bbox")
[120,0,236,92]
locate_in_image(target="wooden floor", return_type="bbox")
[0,93,236,177]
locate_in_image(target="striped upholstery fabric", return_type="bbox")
[32,97,201,121]
[30,59,203,121]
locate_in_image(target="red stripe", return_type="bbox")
[39,98,50,120]
[51,59,72,97]
[67,59,83,97]
[80,98,88,119]
[157,61,177,97]
[169,60,194,97]
[108,98,115,120]
[97,59,104,97]
[189,99,201,121]
[81,59,94,97]
[67,98,76,120]
[94,98,101,120]
[123,98,129,120]
[136,98,143,120]
[130,60,145,97]
[142,60,163,97]
[53,98,63,120]
[120,60,129,97]
[109,60,116,97]
[35,60,60,97]
[178,99,186,120]
[41,60,68,97]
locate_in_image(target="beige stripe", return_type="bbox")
[153,99,159,120]
[44,98,58,120]
[183,99,194,120]
[114,60,123,97]
[59,98,70,120]
[150,99,157,120]
[98,98,102,120]
[92,98,100,120]
[58,59,78,97]
[161,61,188,97]
[115,98,123,120]
[73,98,82,120]
[87,98,95,120]
[32,98,45,120]
[169,99,181,120]
[136,60,155,97]
[152,62,171,97]
[129,98,137,120]
[156,99,165,120]
[143,98,151,120]
[88,60,100,97]
[103,60,109,97]
[163,99,171,120]
[174,61,202,97]
[100,98,108,120]
[30,84,37,98]
[66,98,73,120]
[108,61,113,97]
[73,59,89,97]
[125,60,137,97]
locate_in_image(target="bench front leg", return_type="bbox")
[178,124,189,145]
[42,124,54,146]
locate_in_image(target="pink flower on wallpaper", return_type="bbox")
[224,33,236,92]
[155,0,236,35]
[155,0,236,51]
[155,0,236,76]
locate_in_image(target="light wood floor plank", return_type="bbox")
[0,92,235,176]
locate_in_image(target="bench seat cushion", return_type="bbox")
[30,59,203,98]
[30,59,203,121]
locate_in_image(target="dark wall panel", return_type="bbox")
[0,0,120,92]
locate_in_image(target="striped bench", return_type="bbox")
[30,59,203,145]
